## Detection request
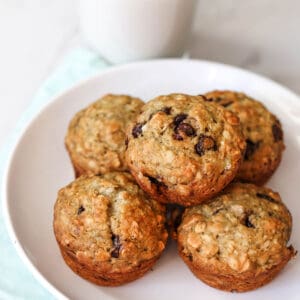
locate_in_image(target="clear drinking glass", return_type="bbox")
[79,0,197,64]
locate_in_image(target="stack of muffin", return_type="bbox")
[53,92,296,292]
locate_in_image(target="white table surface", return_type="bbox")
[1,0,300,150]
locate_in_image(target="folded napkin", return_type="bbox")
[0,47,109,300]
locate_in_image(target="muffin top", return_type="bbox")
[178,182,294,274]
[204,90,285,184]
[125,93,245,205]
[53,172,167,273]
[65,94,144,176]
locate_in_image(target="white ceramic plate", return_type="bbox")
[3,59,300,300]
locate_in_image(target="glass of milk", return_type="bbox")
[79,0,197,64]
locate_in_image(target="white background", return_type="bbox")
[0,0,300,148]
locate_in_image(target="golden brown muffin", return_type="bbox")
[53,172,168,286]
[125,94,246,206]
[65,94,144,177]
[177,182,296,292]
[204,91,285,185]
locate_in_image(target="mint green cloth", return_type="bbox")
[0,47,109,300]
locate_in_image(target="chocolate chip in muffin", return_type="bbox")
[176,123,196,137]
[132,123,144,138]
[173,114,187,127]
[77,205,85,215]
[173,133,184,141]
[245,139,260,160]
[195,134,217,156]
[244,214,255,228]
[111,234,122,258]
[272,123,283,142]
[161,107,172,115]
[256,193,278,204]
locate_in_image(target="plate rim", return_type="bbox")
[2,58,300,300]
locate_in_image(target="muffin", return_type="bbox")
[177,182,296,292]
[125,93,246,206]
[65,94,144,177]
[204,90,285,184]
[53,172,168,286]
